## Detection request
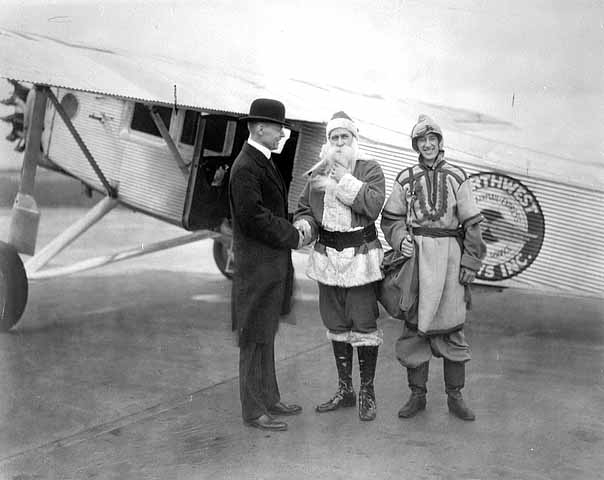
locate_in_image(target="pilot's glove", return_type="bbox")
[459,267,476,285]
[399,235,414,257]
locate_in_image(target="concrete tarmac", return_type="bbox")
[0,206,603,480]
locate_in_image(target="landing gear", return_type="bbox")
[212,238,233,279]
[0,241,28,331]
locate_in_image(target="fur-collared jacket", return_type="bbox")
[294,158,385,287]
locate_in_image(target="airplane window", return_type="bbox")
[130,103,172,137]
[180,110,200,145]
[202,118,236,156]
[60,93,79,119]
[203,117,228,153]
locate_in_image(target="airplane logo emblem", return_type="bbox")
[470,172,545,281]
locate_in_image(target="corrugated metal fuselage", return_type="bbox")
[42,89,604,296]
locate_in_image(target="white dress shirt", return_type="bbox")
[247,138,272,159]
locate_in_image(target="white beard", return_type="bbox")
[306,140,359,192]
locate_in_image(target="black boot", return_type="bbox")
[444,359,475,421]
[357,345,378,421]
[316,341,356,413]
[398,362,429,418]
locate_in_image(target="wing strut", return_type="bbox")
[27,229,218,280]
[46,88,117,198]
[8,85,47,255]
[23,194,220,280]
[25,196,119,275]
[148,105,189,179]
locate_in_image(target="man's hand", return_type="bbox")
[399,235,414,257]
[459,267,476,285]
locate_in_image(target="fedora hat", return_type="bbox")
[242,98,290,127]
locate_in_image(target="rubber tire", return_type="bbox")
[0,241,28,331]
[212,239,233,280]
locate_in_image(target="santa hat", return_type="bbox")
[326,111,358,139]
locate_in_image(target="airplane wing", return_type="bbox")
[0,28,304,119]
[1,26,602,187]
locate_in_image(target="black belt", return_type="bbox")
[412,226,464,250]
[319,224,378,251]
[412,227,462,238]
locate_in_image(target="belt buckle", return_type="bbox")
[335,236,344,252]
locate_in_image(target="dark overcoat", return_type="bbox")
[229,143,299,346]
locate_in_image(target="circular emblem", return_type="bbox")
[469,172,545,281]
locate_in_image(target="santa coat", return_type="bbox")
[381,155,486,335]
[294,158,385,287]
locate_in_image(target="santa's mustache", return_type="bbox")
[304,141,359,191]
[304,141,359,177]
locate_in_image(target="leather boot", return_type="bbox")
[444,359,475,421]
[357,346,378,421]
[316,341,356,413]
[398,362,429,418]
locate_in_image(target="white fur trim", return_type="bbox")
[326,330,351,343]
[307,247,384,287]
[322,182,352,231]
[326,117,358,139]
[336,173,363,206]
[350,329,383,347]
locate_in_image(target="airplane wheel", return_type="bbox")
[213,239,233,280]
[0,241,28,331]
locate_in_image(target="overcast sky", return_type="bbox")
[1,0,602,167]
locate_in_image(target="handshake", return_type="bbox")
[293,219,313,249]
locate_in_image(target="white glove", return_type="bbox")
[297,230,305,249]
[294,219,312,248]
[399,235,414,257]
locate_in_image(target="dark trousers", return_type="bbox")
[239,339,280,422]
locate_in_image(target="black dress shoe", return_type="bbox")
[267,401,303,416]
[246,414,288,431]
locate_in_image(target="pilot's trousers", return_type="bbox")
[239,339,280,422]
[396,322,471,368]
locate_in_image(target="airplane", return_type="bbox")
[0,6,602,332]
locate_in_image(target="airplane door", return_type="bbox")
[182,114,248,230]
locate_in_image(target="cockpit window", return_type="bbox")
[180,109,200,145]
[201,116,237,156]
[130,103,172,137]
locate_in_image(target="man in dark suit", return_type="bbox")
[229,98,303,431]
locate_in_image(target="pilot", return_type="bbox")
[229,98,304,432]
[293,111,386,421]
[380,114,486,421]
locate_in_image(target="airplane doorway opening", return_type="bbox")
[182,114,247,231]
[183,114,299,225]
